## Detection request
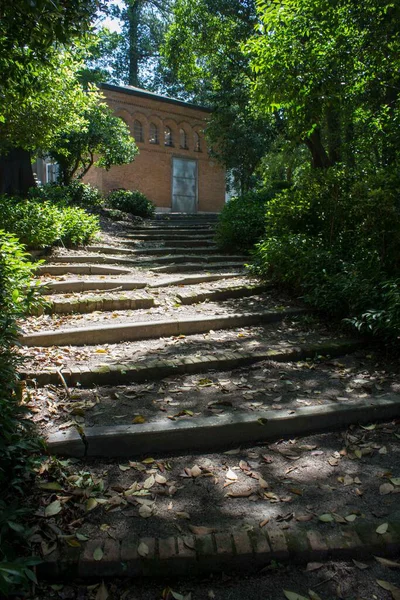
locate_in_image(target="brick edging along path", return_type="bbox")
[37,520,400,579]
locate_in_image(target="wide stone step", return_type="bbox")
[46,393,400,457]
[40,273,243,294]
[149,261,246,273]
[36,293,155,315]
[122,239,216,248]
[20,308,307,347]
[177,284,269,305]
[86,245,219,256]
[20,338,363,388]
[47,254,246,267]
[36,264,132,276]
[124,234,215,241]
[126,227,215,234]
[40,279,147,294]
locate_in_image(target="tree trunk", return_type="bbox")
[326,104,341,166]
[303,128,332,169]
[0,148,36,196]
[128,0,141,86]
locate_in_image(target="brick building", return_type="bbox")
[84,83,226,213]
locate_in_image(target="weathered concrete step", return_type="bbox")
[177,284,269,305]
[20,338,363,388]
[126,233,215,244]
[40,279,147,294]
[40,273,243,295]
[46,393,400,457]
[148,273,244,287]
[150,262,246,273]
[122,239,216,248]
[37,517,400,579]
[47,254,246,267]
[126,226,215,233]
[87,245,219,256]
[20,308,306,347]
[36,294,155,315]
[36,264,132,276]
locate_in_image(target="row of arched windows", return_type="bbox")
[132,119,201,152]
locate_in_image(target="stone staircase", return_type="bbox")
[20,212,400,583]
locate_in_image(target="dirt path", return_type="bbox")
[20,213,400,595]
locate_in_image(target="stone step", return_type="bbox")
[124,234,215,241]
[149,273,245,287]
[176,284,269,305]
[36,264,132,276]
[46,393,400,457]
[36,293,155,315]
[40,279,148,294]
[87,245,219,256]
[47,254,246,267]
[149,262,246,273]
[154,213,219,220]
[126,227,215,233]
[20,308,307,347]
[20,338,363,388]
[36,516,400,580]
[40,273,243,294]
[122,239,216,248]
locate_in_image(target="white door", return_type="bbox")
[172,158,197,213]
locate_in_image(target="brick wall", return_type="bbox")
[84,85,226,213]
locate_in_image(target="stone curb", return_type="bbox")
[20,338,364,388]
[150,262,246,273]
[177,284,270,305]
[20,308,305,347]
[45,394,400,457]
[36,265,132,276]
[36,521,400,579]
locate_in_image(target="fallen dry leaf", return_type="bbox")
[188,525,216,535]
[375,556,400,569]
[376,523,389,535]
[138,542,149,557]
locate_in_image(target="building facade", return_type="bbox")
[84,83,226,213]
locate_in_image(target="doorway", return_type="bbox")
[172,157,198,213]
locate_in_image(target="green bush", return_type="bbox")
[0,231,43,596]
[59,206,100,247]
[29,181,103,209]
[0,196,62,248]
[215,184,289,253]
[252,167,400,340]
[0,196,100,249]
[106,189,155,218]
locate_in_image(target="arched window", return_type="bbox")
[133,120,144,143]
[164,126,173,147]
[194,132,201,152]
[149,123,159,144]
[179,128,188,149]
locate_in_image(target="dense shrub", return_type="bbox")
[0,196,100,249]
[106,189,155,218]
[0,232,43,595]
[215,183,289,253]
[29,181,103,209]
[252,167,400,340]
[59,206,100,247]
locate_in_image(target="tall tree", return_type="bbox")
[163,0,277,191]
[249,0,400,170]
[0,0,100,195]
[98,0,174,90]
